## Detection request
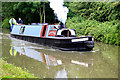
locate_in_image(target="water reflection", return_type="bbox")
[9,46,17,56]
[9,44,63,66]
[71,60,93,67]
[55,68,67,78]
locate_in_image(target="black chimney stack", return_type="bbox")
[60,22,66,29]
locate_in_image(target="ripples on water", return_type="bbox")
[1,30,118,78]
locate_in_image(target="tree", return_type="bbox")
[2,2,58,27]
[32,2,45,23]
[2,2,18,19]
[65,2,120,22]
[13,2,46,24]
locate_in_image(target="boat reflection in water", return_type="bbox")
[9,44,93,67]
[71,60,93,67]
[9,38,94,78]
[9,43,69,78]
[9,45,62,66]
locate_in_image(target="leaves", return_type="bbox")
[66,15,120,45]
[66,2,120,22]
[2,18,9,29]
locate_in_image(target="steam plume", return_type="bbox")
[48,0,69,25]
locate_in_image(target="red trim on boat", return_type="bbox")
[40,25,48,37]
[48,30,56,36]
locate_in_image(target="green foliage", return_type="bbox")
[85,20,120,45]
[0,58,35,78]
[2,2,18,19]
[13,2,41,24]
[66,2,120,22]
[2,2,56,25]
[89,2,120,22]
[2,57,8,60]
[2,18,10,29]
[66,17,120,45]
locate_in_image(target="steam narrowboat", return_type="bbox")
[11,23,94,51]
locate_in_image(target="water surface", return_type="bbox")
[1,29,118,78]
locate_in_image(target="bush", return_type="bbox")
[86,20,120,45]
[2,18,10,29]
[66,17,120,45]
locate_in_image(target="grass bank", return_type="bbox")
[0,58,35,78]
[66,16,120,45]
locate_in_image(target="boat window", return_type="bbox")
[61,30,71,37]
[19,26,25,34]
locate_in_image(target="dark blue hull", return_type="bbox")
[11,34,94,51]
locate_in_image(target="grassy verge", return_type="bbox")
[0,58,35,78]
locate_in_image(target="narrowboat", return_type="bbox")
[10,23,94,51]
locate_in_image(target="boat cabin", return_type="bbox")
[12,24,76,38]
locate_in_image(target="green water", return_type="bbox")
[1,29,119,78]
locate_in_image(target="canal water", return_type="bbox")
[1,29,119,78]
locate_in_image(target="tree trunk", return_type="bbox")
[43,3,45,23]
[40,7,43,23]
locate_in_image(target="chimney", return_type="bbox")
[60,22,66,29]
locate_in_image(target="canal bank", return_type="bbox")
[1,29,119,78]
[0,58,35,78]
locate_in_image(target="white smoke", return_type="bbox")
[48,0,69,25]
